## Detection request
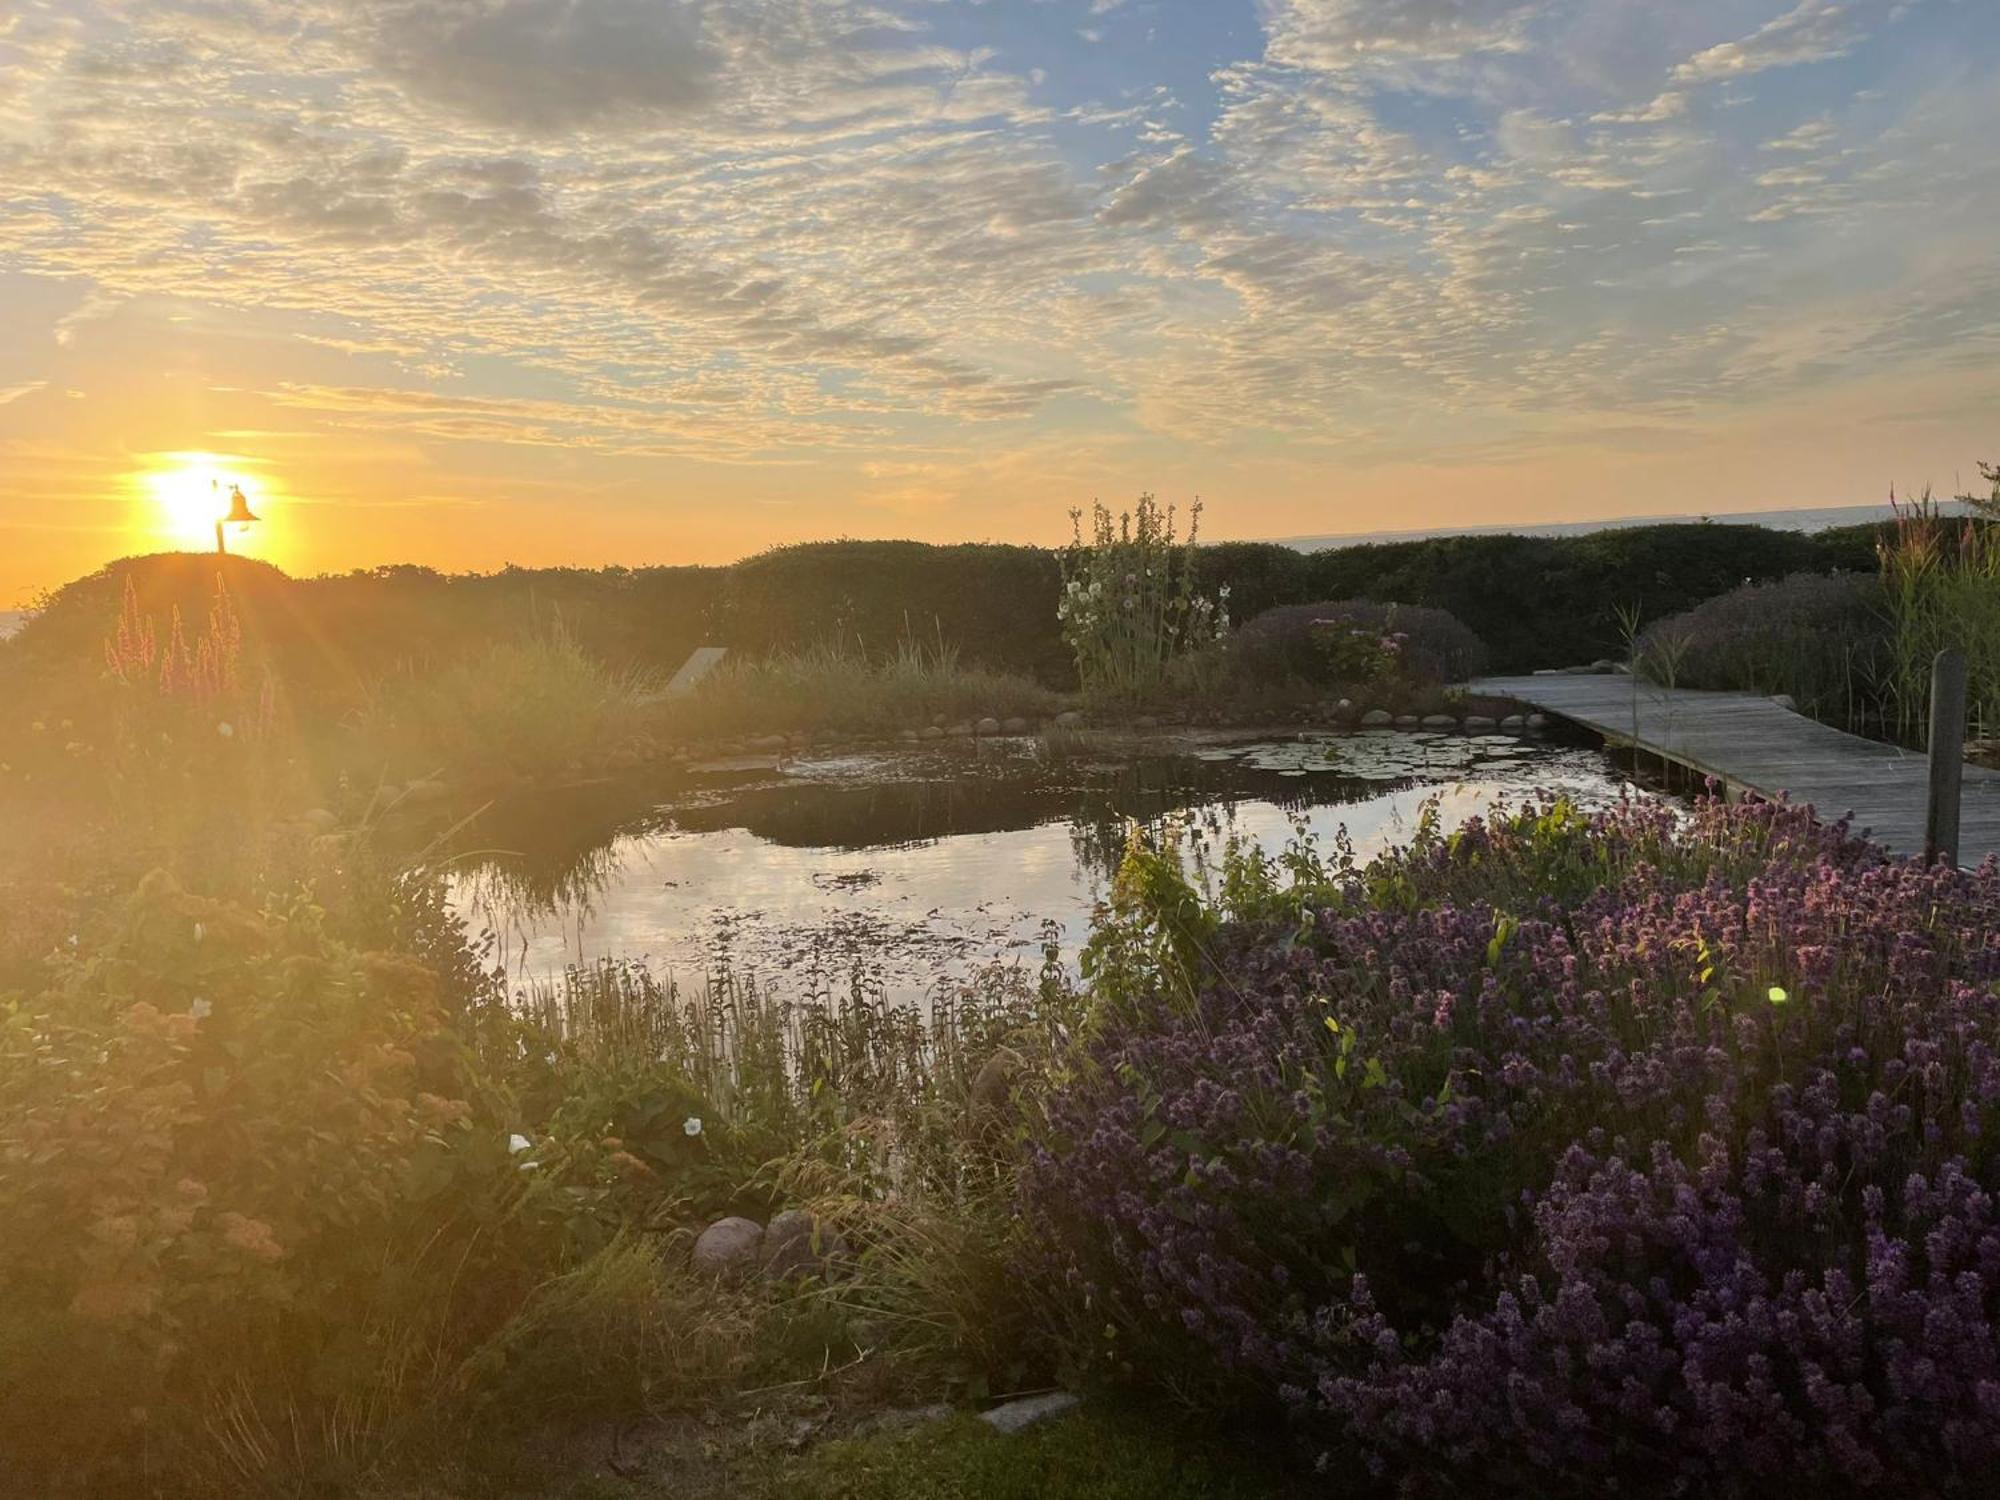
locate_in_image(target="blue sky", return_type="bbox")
[0,0,1996,591]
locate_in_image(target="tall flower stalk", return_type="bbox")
[1057,495,1227,703]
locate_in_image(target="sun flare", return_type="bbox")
[138,453,267,552]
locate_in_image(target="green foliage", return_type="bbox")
[1299,523,1849,671]
[354,620,650,783]
[1638,572,1889,734]
[0,870,521,1487]
[1058,496,1226,702]
[674,628,1060,738]
[747,1406,1293,1500]
[1225,599,1486,697]
[1874,492,2000,742]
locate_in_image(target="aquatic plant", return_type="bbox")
[1024,795,2000,1493]
[1875,489,2000,744]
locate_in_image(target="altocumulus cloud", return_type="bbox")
[0,0,1995,478]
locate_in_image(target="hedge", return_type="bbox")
[3,522,1886,701]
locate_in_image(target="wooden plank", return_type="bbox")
[1475,672,2000,865]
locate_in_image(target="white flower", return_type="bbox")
[1218,584,1231,600]
[508,1133,533,1154]
[190,997,212,1021]
[683,1116,703,1138]
[216,721,235,739]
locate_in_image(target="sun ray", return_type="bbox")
[133,452,270,553]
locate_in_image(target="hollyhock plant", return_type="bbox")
[1024,794,2000,1494]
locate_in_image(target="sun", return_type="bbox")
[138,452,266,552]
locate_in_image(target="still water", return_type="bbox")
[450,729,1632,1005]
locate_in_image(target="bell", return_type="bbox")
[222,483,259,525]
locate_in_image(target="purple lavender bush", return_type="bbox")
[1024,797,2000,1495]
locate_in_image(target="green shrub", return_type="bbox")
[0,870,522,1487]
[1227,599,1486,694]
[354,622,648,783]
[1301,523,1841,671]
[673,631,1061,737]
[1637,571,1888,732]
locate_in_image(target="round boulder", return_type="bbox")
[761,1208,842,1281]
[1360,709,1394,727]
[692,1216,764,1278]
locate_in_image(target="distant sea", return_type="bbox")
[1273,501,1972,553]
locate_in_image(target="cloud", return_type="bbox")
[0,0,1995,527]
[1261,0,1552,72]
[365,0,720,132]
[1591,90,1687,125]
[1673,0,1863,84]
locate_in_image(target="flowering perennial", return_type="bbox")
[1026,795,2000,1494]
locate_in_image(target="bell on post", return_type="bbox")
[214,481,260,554]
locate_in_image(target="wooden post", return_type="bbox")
[1926,647,1968,865]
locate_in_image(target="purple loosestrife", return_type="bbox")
[1024,795,2000,1494]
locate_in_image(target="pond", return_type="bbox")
[449,728,1634,1007]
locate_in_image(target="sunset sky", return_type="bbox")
[1,0,1997,601]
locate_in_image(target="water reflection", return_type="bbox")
[450,730,1631,1004]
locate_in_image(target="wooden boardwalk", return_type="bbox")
[1474,673,2000,864]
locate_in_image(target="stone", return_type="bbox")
[1463,715,1496,730]
[1395,714,1420,728]
[1002,717,1030,734]
[1499,714,1526,730]
[1132,715,1159,729]
[1770,694,1798,711]
[931,714,948,728]
[948,722,974,738]
[1526,713,1549,729]
[299,807,338,834]
[899,729,920,743]
[692,1216,764,1277]
[975,717,1001,736]
[1053,710,1086,728]
[979,1392,1081,1435]
[751,734,787,753]
[761,1208,840,1280]
[1421,714,1457,729]
[1360,709,1394,727]
[402,778,451,805]
[920,725,945,741]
